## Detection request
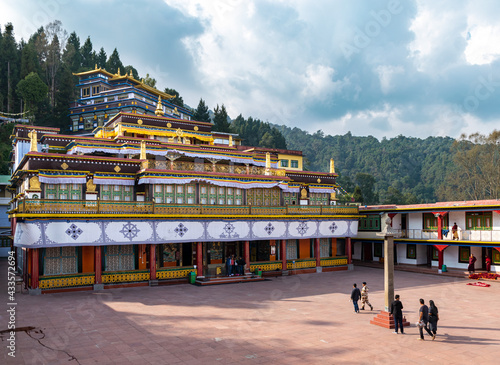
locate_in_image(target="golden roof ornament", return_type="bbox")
[86,179,97,193]
[330,159,335,174]
[140,141,147,160]
[129,70,133,77]
[265,152,271,169]
[95,64,98,70]
[155,96,164,116]
[29,176,41,191]
[229,135,233,147]
[117,67,121,76]
[28,129,37,152]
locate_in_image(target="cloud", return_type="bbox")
[2,0,500,140]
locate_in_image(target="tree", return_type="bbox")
[438,131,500,201]
[0,23,20,112]
[20,41,39,79]
[16,72,48,122]
[96,47,106,68]
[353,186,363,203]
[80,36,94,69]
[193,98,211,124]
[105,48,124,74]
[142,73,156,87]
[45,34,61,107]
[164,87,184,107]
[355,172,378,205]
[63,31,81,72]
[213,104,231,132]
[53,64,74,130]
[124,65,139,79]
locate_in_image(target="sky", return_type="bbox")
[2,0,500,140]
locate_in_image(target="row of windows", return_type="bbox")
[280,159,299,168]
[360,212,494,232]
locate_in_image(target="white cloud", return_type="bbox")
[376,65,404,94]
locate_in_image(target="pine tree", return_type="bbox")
[193,98,211,124]
[105,48,124,74]
[80,36,94,70]
[213,104,231,132]
[63,32,81,72]
[96,47,106,68]
[0,23,20,112]
[164,88,184,107]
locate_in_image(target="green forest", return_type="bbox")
[1,21,499,205]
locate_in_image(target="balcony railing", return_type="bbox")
[146,160,286,176]
[16,199,359,216]
[395,229,500,242]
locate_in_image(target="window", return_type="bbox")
[493,250,500,264]
[105,245,135,271]
[432,247,439,261]
[82,87,90,97]
[43,247,78,275]
[92,85,100,95]
[280,160,289,168]
[423,213,448,230]
[466,212,492,230]
[459,246,470,263]
[291,160,299,168]
[359,215,381,231]
[406,244,416,259]
[374,243,383,257]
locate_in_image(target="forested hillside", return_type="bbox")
[277,126,455,204]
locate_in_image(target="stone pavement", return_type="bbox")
[1,259,499,365]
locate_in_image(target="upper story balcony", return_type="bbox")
[394,229,500,242]
[14,199,359,218]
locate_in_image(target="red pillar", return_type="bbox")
[434,245,448,270]
[196,242,203,276]
[315,238,321,267]
[437,215,443,240]
[244,241,250,273]
[281,239,287,271]
[31,248,39,289]
[95,246,102,284]
[346,237,352,264]
[149,244,157,280]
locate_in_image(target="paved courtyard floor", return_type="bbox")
[1,259,500,365]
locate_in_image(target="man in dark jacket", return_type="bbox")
[350,283,361,313]
[390,294,404,334]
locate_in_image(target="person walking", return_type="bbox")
[360,282,373,311]
[390,294,405,334]
[486,256,491,273]
[428,300,439,340]
[468,254,477,275]
[417,298,432,340]
[350,283,361,313]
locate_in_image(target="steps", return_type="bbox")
[194,274,265,286]
[370,310,411,329]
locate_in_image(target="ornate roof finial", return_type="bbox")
[95,64,98,70]
[116,67,121,76]
[140,141,147,160]
[155,95,164,116]
[229,135,233,147]
[330,158,335,174]
[129,70,133,77]
[28,129,38,152]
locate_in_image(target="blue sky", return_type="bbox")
[3,0,500,139]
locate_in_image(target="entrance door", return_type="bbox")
[362,242,373,261]
[401,214,407,238]
[182,242,192,266]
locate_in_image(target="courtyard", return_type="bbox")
[1,260,499,365]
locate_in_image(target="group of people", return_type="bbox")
[350,282,373,313]
[225,255,246,276]
[350,284,440,340]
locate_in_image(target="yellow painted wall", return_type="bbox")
[278,153,303,171]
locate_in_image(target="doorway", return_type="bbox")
[362,242,373,261]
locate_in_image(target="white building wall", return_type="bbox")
[443,246,483,270]
[352,241,362,260]
[408,213,422,230]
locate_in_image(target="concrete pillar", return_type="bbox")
[384,235,394,312]
[29,248,41,295]
[94,246,103,290]
[346,237,352,269]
